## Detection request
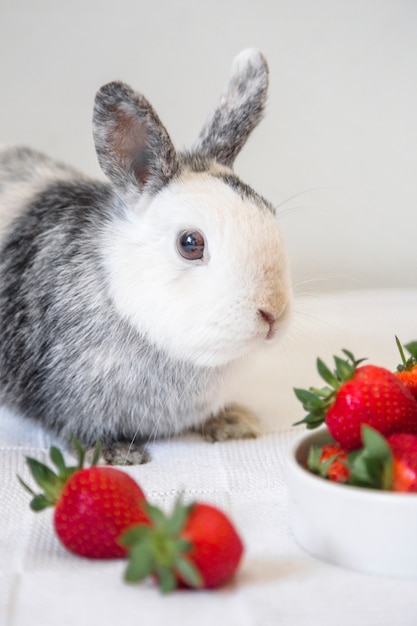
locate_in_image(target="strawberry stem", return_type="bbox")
[293,349,365,429]
[120,497,203,592]
[347,425,393,490]
[405,341,417,360]
[18,437,102,511]
[395,335,408,370]
[395,336,417,372]
[307,446,338,476]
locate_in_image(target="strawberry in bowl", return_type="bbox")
[287,344,417,578]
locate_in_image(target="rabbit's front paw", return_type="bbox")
[200,403,261,442]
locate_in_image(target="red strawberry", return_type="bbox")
[397,368,417,399]
[307,443,350,483]
[348,425,417,492]
[120,497,244,592]
[294,349,417,450]
[387,433,417,492]
[19,440,148,558]
[395,337,417,400]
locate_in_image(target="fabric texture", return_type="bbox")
[1,289,417,626]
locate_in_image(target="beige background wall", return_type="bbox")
[1,0,416,292]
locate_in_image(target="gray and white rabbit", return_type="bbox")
[0,49,292,463]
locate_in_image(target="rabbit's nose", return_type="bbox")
[258,308,277,340]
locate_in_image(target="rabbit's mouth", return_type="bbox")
[262,324,279,343]
[266,327,276,341]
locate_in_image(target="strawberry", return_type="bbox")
[395,337,417,400]
[348,425,417,492]
[19,440,148,558]
[294,349,417,450]
[307,443,350,483]
[387,433,417,492]
[120,497,244,592]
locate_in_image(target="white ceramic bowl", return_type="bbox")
[287,428,417,578]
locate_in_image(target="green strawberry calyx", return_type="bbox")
[293,349,366,429]
[395,335,417,372]
[307,427,394,490]
[347,425,393,490]
[120,496,203,593]
[307,446,345,478]
[18,438,102,511]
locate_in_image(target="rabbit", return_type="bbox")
[0,49,292,464]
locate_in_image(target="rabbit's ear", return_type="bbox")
[192,49,269,168]
[93,82,179,202]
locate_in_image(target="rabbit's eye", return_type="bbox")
[177,230,205,261]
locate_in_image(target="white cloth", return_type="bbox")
[1,289,417,626]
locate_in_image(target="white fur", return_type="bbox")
[230,48,265,77]
[102,171,292,367]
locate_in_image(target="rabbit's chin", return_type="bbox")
[178,338,258,369]
[154,308,291,369]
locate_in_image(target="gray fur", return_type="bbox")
[178,152,275,214]
[0,50,279,454]
[0,173,226,446]
[0,146,81,186]
[93,81,179,202]
[192,49,269,166]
